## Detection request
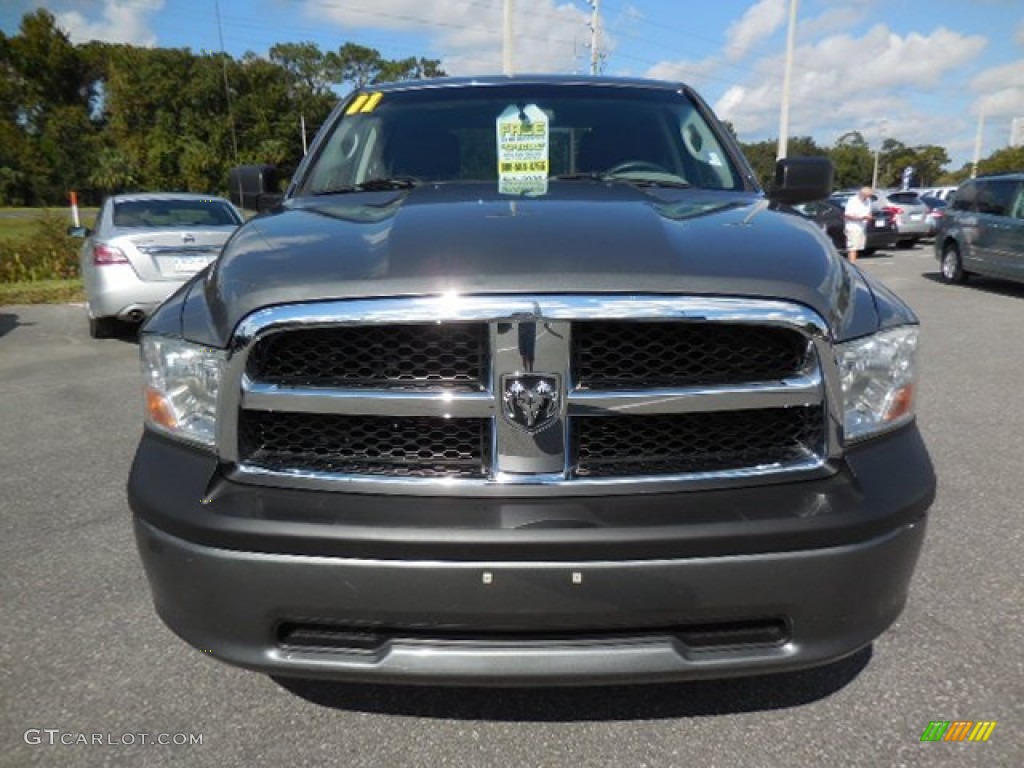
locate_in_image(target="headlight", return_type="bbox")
[141,336,225,448]
[837,326,918,442]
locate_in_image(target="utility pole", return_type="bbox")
[214,0,238,163]
[971,111,985,178]
[588,0,602,75]
[503,0,515,75]
[300,114,308,156]
[776,0,798,160]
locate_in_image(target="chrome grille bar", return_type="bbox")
[566,372,822,416]
[241,382,496,418]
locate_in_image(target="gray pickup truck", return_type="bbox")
[128,76,935,686]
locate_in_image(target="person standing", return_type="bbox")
[843,186,874,263]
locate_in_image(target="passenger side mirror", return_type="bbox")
[767,157,834,205]
[228,164,282,212]
[67,226,90,237]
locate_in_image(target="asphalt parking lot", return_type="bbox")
[1,245,1021,767]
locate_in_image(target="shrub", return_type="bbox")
[0,210,81,282]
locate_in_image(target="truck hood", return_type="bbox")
[180,182,895,346]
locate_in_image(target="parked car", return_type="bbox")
[70,193,243,338]
[935,173,1024,285]
[918,185,957,202]
[129,75,934,686]
[793,199,844,249]
[874,190,930,246]
[820,195,901,254]
[919,194,948,236]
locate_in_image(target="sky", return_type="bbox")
[3,0,1023,169]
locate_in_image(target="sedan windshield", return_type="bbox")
[297,84,744,196]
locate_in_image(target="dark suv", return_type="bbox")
[128,76,935,686]
[935,173,1024,285]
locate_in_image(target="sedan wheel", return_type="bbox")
[940,243,967,284]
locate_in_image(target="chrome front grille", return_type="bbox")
[219,296,842,497]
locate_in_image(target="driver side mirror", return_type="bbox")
[228,164,282,212]
[67,226,90,237]
[767,157,834,205]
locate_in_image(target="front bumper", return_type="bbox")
[129,426,934,686]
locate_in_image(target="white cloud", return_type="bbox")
[724,0,786,62]
[56,0,164,47]
[971,59,1024,116]
[644,57,722,89]
[797,6,867,41]
[712,25,988,141]
[303,0,592,75]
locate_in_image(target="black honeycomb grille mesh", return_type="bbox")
[238,412,489,478]
[573,322,808,389]
[574,407,825,477]
[247,324,488,389]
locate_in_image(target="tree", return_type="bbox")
[738,136,825,187]
[738,140,777,186]
[977,144,1024,176]
[719,120,739,142]
[874,139,950,188]
[88,147,139,194]
[38,105,98,198]
[333,43,383,89]
[830,132,872,189]
[8,9,94,133]
[377,56,446,83]
[908,145,950,187]
[330,43,445,90]
[269,42,337,96]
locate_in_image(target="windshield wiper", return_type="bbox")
[552,173,605,182]
[614,177,692,189]
[312,177,421,195]
[355,177,421,191]
[552,172,691,189]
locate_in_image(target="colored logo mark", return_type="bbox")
[920,721,997,742]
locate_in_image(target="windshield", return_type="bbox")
[297,84,744,196]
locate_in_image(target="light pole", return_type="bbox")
[971,111,985,178]
[871,118,888,189]
[776,0,799,160]
[588,0,602,76]
[503,0,515,75]
[214,0,238,163]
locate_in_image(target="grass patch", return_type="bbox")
[0,216,39,241]
[0,207,98,242]
[0,278,84,305]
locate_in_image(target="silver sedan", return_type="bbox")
[71,193,243,337]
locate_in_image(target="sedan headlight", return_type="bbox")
[837,326,919,442]
[141,336,225,448]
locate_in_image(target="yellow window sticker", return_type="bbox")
[496,104,549,196]
[345,94,369,114]
[345,92,383,115]
[361,92,383,113]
